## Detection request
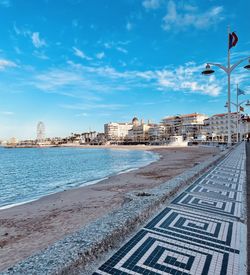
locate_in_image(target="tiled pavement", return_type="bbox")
[93,143,247,275]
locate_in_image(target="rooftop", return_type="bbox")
[163,113,206,120]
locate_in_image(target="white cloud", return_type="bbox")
[182,4,198,12]
[96,52,105,59]
[13,23,24,35]
[33,65,116,99]
[31,32,46,48]
[73,47,92,60]
[31,59,224,102]
[116,47,128,54]
[103,40,130,50]
[13,23,31,38]
[162,0,224,31]
[0,59,17,70]
[153,65,222,96]
[142,0,161,10]
[35,69,83,91]
[230,50,250,62]
[13,25,48,51]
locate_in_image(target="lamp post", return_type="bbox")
[202,28,250,146]
[202,58,250,145]
[225,99,250,142]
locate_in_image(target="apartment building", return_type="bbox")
[80,131,97,143]
[148,125,166,141]
[204,112,238,142]
[161,113,207,139]
[104,122,133,140]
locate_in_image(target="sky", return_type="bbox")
[0,0,250,140]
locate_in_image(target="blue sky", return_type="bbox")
[0,0,249,139]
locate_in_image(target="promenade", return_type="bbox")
[94,143,247,275]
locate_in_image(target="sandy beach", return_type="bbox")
[0,145,219,271]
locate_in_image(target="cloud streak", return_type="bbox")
[73,47,92,60]
[31,59,225,99]
[0,59,17,70]
[31,32,46,48]
[162,1,224,31]
[142,0,161,10]
[12,25,47,50]
[96,52,105,59]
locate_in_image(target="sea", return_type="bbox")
[0,147,159,209]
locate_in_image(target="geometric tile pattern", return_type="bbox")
[200,178,242,192]
[94,230,239,275]
[172,193,242,218]
[94,143,247,275]
[145,208,241,251]
[186,185,242,201]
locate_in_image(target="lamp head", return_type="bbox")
[202,64,215,75]
[245,100,250,106]
[244,59,250,70]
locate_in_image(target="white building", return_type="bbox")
[127,117,159,143]
[204,112,239,142]
[104,122,133,141]
[80,132,97,143]
[129,123,151,142]
[161,113,208,139]
[148,125,166,141]
[7,137,18,145]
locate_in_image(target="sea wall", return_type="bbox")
[2,146,233,275]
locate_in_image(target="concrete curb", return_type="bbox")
[2,146,232,275]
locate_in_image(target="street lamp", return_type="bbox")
[202,64,215,75]
[244,59,250,70]
[202,57,250,145]
[225,98,250,142]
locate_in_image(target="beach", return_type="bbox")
[0,145,219,271]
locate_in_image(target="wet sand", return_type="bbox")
[0,146,219,271]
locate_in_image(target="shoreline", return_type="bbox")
[0,149,159,210]
[0,146,219,271]
[2,144,189,150]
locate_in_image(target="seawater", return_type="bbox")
[0,147,159,209]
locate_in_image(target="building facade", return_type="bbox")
[127,117,154,143]
[204,112,239,142]
[161,113,207,140]
[104,122,133,141]
[148,125,166,141]
[80,132,97,143]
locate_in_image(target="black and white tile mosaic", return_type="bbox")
[94,144,246,275]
